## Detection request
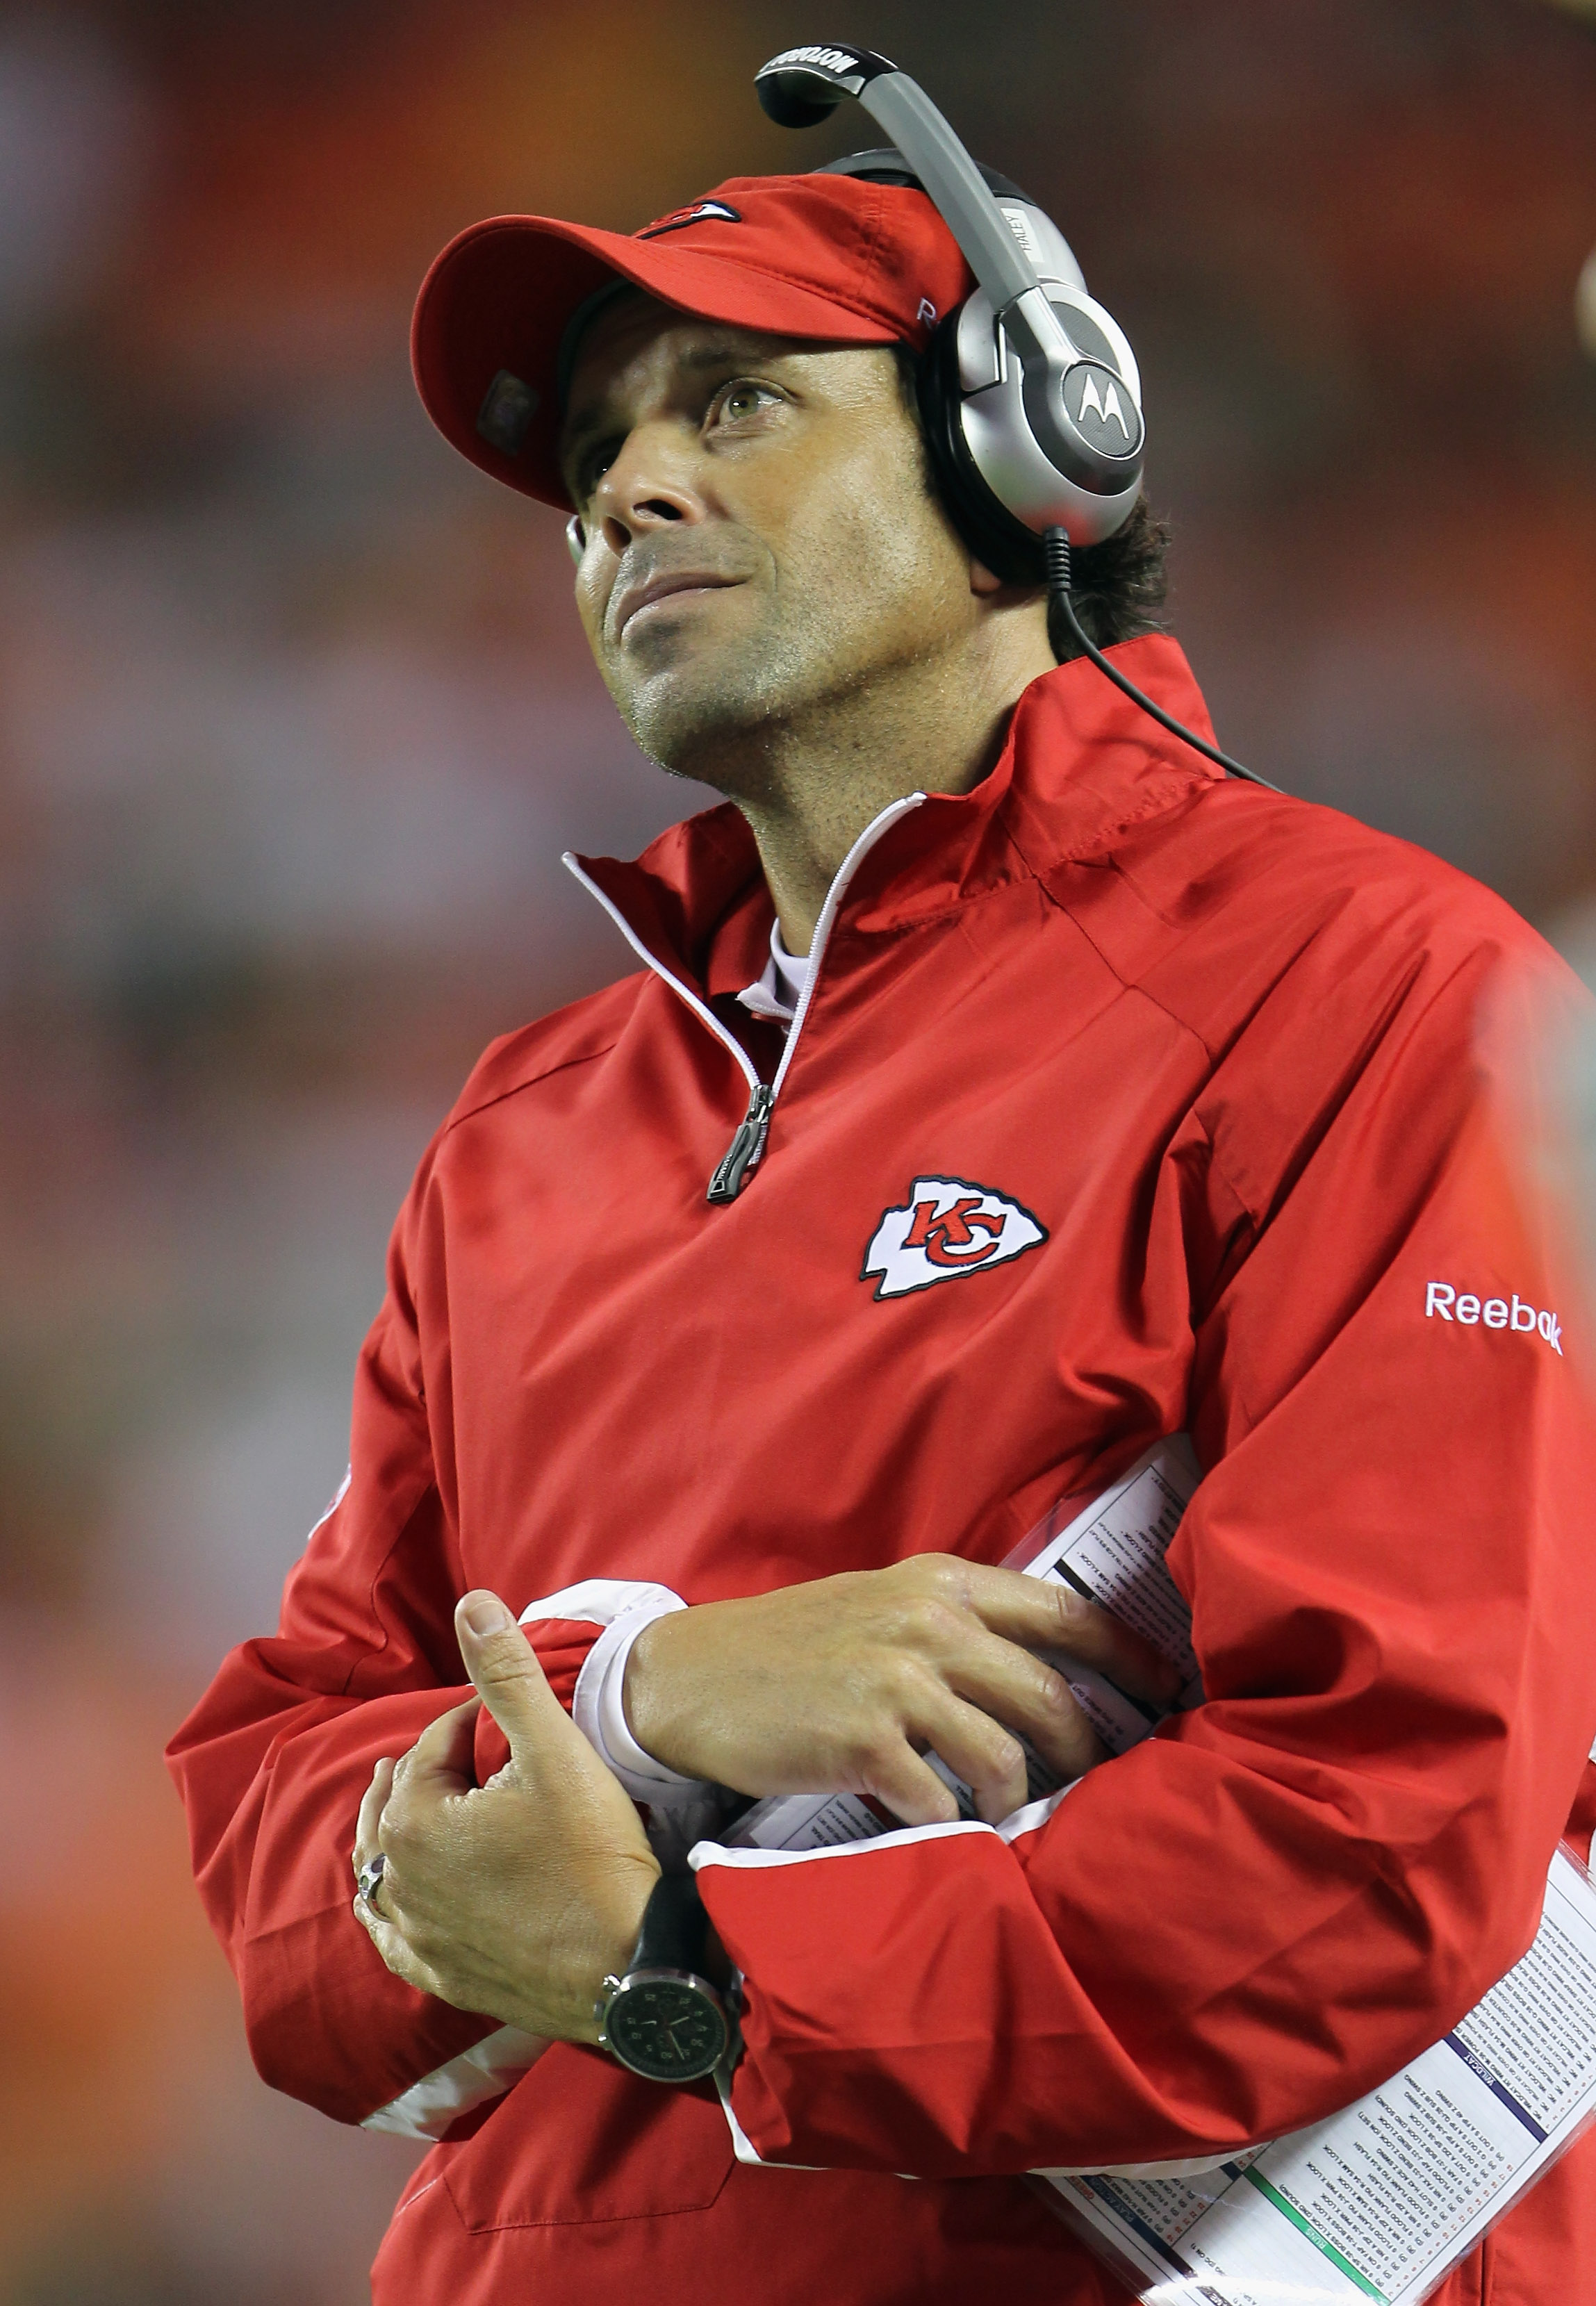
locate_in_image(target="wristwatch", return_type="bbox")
[595,1873,732,2084]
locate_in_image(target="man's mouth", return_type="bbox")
[610,568,742,643]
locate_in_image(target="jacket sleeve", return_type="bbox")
[694,929,1596,2177]
[165,1148,611,2130]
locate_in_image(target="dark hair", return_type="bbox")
[890,343,1170,660]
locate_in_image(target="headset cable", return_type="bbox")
[1044,527,1279,791]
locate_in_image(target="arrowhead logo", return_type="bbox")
[862,1176,1047,1301]
[637,199,743,240]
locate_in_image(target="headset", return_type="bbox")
[754,43,1275,789]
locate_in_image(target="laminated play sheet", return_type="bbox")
[720,1437,1596,2303]
[1043,1847,1596,2305]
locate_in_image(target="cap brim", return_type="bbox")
[412,213,900,510]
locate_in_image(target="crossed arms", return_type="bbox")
[349,1561,1177,2048]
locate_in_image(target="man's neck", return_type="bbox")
[723,620,1056,955]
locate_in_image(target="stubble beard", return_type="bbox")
[604,612,832,809]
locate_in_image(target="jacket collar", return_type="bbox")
[572,635,1223,997]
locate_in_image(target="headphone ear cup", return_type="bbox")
[914,316,1046,586]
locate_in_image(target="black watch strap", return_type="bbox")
[599,1872,730,2084]
[630,1872,711,1976]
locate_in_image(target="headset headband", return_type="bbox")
[756,46,1046,316]
[755,44,1144,516]
[756,43,1274,789]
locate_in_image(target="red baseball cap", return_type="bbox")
[411,171,973,511]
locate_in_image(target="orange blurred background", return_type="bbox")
[1,2,1593,2296]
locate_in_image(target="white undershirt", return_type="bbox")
[734,920,812,1030]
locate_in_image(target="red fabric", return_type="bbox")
[507,1618,596,1715]
[164,1476,603,2122]
[410,172,973,508]
[167,636,1596,2300]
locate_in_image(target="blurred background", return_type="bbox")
[0,0,1592,2296]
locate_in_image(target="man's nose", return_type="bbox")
[591,425,707,558]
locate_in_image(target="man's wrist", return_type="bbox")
[620,1610,693,1779]
[576,1597,714,1803]
[593,1873,735,2084]
[571,1860,661,2045]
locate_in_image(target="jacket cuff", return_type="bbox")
[518,1579,711,1806]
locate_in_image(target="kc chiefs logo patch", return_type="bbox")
[862,1176,1047,1301]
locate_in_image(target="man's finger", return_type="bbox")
[928,1620,1117,1785]
[454,1590,566,1773]
[958,1564,1183,1706]
[398,1695,482,1794]
[910,1688,1033,1825]
[353,1893,446,2000]
[857,1743,964,1830]
[353,1755,396,1881]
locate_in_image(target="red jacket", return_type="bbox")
[168,638,1596,2304]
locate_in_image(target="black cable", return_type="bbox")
[1044,528,1281,793]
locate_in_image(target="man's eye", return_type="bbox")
[714,382,779,425]
[580,450,616,497]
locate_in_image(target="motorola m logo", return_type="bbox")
[765,44,862,75]
[1071,366,1133,439]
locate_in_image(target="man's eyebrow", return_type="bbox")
[674,336,796,370]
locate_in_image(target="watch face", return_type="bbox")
[606,1974,730,2083]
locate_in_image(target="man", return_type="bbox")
[170,165,1596,2303]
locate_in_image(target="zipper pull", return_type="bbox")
[707,1082,775,1204]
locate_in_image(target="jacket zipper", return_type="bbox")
[563,792,925,1203]
[707,1081,774,1203]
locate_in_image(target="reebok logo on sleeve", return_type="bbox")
[1426,1282,1562,1353]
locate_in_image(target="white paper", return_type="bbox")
[720,1435,1596,2303]
[1049,1850,1596,2305]
[729,1788,887,1852]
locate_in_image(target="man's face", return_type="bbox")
[559,293,980,789]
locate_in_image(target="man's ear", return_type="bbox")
[969,556,1046,611]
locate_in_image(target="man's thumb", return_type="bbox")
[455,1590,554,1761]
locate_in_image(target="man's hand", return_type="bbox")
[624,1555,1181,1827]
[353,1591,659,2043]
